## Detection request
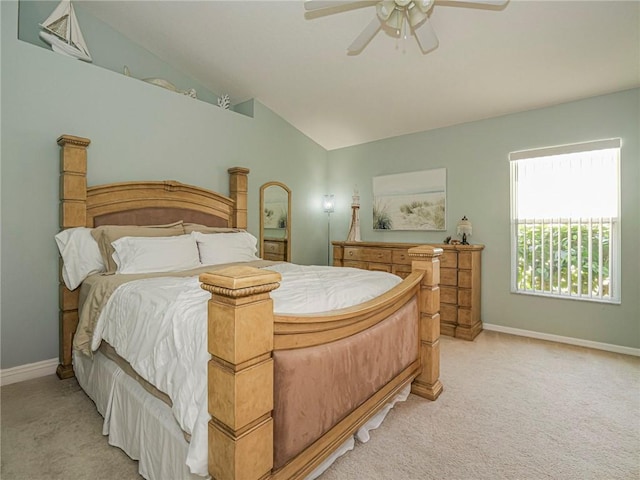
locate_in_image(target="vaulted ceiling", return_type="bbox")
[83,1,640,150]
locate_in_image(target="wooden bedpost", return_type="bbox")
[57,134,91,379]
[200,266,281,480]
[228,167,250,229]
[408,246,444,401]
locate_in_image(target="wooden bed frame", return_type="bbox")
[56,134,443,480]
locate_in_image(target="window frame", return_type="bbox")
[509,138,621,304]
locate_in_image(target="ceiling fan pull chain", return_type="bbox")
[402,17,408,54]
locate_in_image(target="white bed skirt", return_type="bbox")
[73,349,411,480]
[74,350,201,480]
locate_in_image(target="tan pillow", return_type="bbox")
[183,223,242,234]
[91,221,185,272]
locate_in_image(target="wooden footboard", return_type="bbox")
[200,246,442,480]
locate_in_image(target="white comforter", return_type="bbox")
[89,263,401,476]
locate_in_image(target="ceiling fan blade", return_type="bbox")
[413,17,439,53]
[347,17,382,54]
[304,0,376,12]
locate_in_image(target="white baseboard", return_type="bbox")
[0,358,58,386]
[483,323,640,357]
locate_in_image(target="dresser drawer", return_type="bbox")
[392,249,411,265]
[440,267,458,286]
[458,308,472,326]
[344,247,392,264]
[264,252,284,261]
[440,304,458,322]
[440,286,458,305]
[264,240,285,255]
[369,263,392,273]
[458,270,472,289]
[458,251,473,269]
[343,260,367,270]
[458,288,472,307]
[392,264,412,278]
[440,251,457,268]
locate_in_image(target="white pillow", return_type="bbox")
[55,227,106,290]
[112,234,202,274]
[192,231,260,265]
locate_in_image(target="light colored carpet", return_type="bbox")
[322,332,640,480]
[1,331,638,480]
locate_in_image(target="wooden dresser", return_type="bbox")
[332,241,484,340]
[263,237,288,261]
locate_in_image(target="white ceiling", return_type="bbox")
[82,0,640,150]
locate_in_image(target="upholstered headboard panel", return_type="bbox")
[85,180,237,228]
[93,207,230,227]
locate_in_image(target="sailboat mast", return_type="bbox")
[67,3,73,46]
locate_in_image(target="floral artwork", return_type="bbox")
[373,168,446,231]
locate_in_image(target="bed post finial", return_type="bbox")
[58,135,90,228]
[408,246,444,401]
[57,134,91,380]
[228,167,250,229]
[200,266,280,480]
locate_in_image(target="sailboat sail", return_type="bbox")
[43,15,69,40]
[39,0,92,62]
[67,3,91,58]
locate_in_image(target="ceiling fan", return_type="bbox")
[304,0,508,54]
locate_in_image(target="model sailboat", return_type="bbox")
[39,0,92,62]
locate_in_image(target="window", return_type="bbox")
[510,139,621,303]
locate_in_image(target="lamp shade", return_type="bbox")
[457,216,472,236]
[323,194,335,213]
[456,216,472,245]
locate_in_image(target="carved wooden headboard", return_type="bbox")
[56,134,250,378]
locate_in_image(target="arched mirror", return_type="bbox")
[260,182,291,262]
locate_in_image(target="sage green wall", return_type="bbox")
[328,88,640,349]
[0,1,328,369]
[17,1,222,106]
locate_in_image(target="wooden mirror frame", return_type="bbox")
[259,181,291,262]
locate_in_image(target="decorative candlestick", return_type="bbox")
[347,186,361,242]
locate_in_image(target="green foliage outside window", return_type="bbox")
[516,222,610,297]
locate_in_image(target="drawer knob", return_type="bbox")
[348,251,353,256]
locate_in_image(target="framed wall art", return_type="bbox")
[373,168,446,231]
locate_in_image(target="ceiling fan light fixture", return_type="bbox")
[376,1,396,21]
[386,8,404,33]
[407,3,426,27]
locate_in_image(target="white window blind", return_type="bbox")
[509,139,621,303]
